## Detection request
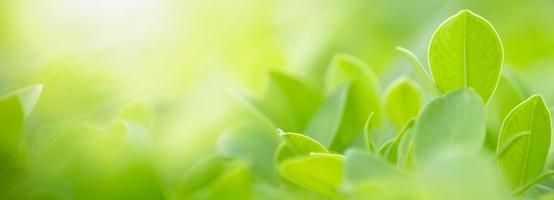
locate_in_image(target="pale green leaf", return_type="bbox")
[497,95,552,189]
[275,132,328,163]
[260,71,323,131]
[363,113,375,152]
[325,53,381,151]
[395,47,437,94]
[413,89,486,165]
[428,9,503,103]
[0,95,24,172]
[383,78,423,130]
[344,149,400,186]
[216,125,279,183]
[278,153,345,199]
[305,84,349,148]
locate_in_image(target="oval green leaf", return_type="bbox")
[497,95,551,189]
[383,78,423,130]
[275,132,328,163]
[413,89,486,165]
[428,9,503,103]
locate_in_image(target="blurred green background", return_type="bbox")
[1,0,554,199]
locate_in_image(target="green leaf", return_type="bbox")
[497,95,552,189]
[325,53,382,151]
[396,119,416,168]
[217,125,279,183]
[260,71,323,131]
[203,162,254,200]
[278,153,345,199]
[383,78,423,130]
[428,9,503,103]
[413,89,486,165]
[344,149,400,187]
[386,119,415,164]
[275,132,328,163]
[0,95,24,173]
[181,155,228,196]
[395,47,437,94]
[0,85,42,173]
[305,84,349,148]
[363,113,375,152]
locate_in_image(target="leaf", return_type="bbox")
[0,85,42,173]
[396,119,416,168]
[275,132,328,163]
[497,95,552,189]
[0,95,24,174]
[386,119,415,164]
[278,153,345,199]
[395,47,437,94]
[4,85,43,119]
[216,125,279,183]
[305,84,349,148]
[344,149,400,187]
[181,155,228,196]
[428,9,503,103]
[363,113,375,152]
[325,53,382,151]
[203,162,254,200]
[383,78,423,130]
[260,71,323,131]
[485,72,526,150]
[413,89,486,165]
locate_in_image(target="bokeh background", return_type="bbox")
[1,0,554,199]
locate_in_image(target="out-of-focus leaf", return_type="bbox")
[275,132,328,163]
[417,150,512,200]
[181,155,228,196]
[485,72,526,150]
[383,78,423,130]
[202,162,254,200]
[344,149,399,186]
[0,85,41,174]
[305,84,349,149]
[118,100,154,129]
[395,47,436,94]
[497,95,551,189]
[0,95,23,173]
[260,71,323,132]
[325,53,382,151]
[216,125,279,183]
[429,9,503,103]
[413,89,485,165]
[278,153,345,199]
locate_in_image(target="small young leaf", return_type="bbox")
[363,113,375,152]
[413,89,486,165]
[497,95,552,189]
[325,53,382,151]
[386,119,415,164]
[276,132,328,163]
[395,47,436,94]
[383,78,423,130]
[11,85,43,118]
[278,153,345,199]
[429,9,503,103]
[305,84,349,148]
